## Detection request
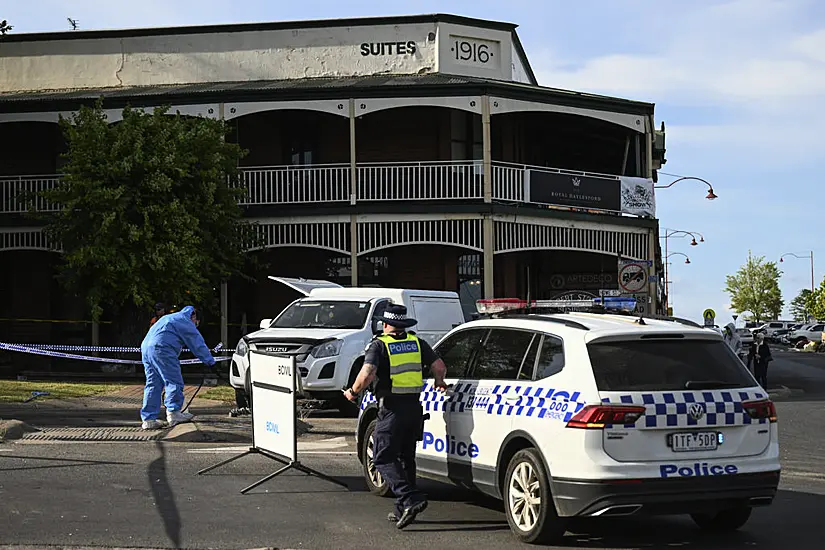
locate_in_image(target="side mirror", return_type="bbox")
[259,318,273,330]
[372,319,383,335]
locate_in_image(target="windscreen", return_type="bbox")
[272,300,371,329]
[586,338,756,391]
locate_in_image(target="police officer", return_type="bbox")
[343,303,447,529]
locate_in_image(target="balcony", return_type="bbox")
[1,161,653,217]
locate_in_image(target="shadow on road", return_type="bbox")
[147,441,181,548]
[415,480,825,548]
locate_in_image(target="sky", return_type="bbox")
[4,0,824,326]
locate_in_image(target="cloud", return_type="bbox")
[530,1,825,164]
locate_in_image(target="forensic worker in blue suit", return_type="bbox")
[140,305,216,430]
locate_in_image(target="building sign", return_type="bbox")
[549,273,616,290]
[360,41,418,56]
[528,171,621,211]
[448,35,501,70]
[550,290,598,301]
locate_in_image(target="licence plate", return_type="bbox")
[668,431,718,452]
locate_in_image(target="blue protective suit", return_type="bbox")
[140,305,216,421]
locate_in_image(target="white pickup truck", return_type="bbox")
[229,277,466,415]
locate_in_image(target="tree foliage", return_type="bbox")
[724,251,784,323]
[790,289,814,321]
[38,101,260,322]
[802,281,825,322]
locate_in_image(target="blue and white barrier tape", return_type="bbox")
[0,342,231,365]
[6,343,235,353]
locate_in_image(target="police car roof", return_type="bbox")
[307,287,459,301]
[471,312,720,341]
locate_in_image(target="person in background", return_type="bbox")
[723,322,742,357]
[150,302,167,327]
[140,305,216,430]
[752,332,773,389]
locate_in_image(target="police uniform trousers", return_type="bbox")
[372,395,426,514]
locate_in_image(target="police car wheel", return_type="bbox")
[503,448,566,544]
[690,506,752,532]
[362,419,391,497]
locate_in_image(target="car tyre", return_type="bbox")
[691,506,752,532]
[503,448,567,545]
[361,419,392,497]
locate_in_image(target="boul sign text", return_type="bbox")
[360,41,417,56]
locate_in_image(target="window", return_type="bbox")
[272,300,371,329]
[471,329,537,380]
[586,338,755,392]
[536,335,565,380]
[434,328,485,378]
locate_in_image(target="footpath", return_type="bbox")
[0,384,329,444]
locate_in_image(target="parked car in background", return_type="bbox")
[752,321,796,338]
[783,324,825,346]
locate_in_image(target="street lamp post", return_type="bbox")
[664,252,691,312]
[780,251,815,293]
[655,176,718,200]
[661,229,704,311]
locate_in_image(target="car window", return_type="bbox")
[517,333,540,380]
[586,339,755,391]
[471,328,536,380]
[813,325,825,332]
[535,335,566,380]
[433,328,485,378]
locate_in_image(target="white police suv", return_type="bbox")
[355,298,780,545]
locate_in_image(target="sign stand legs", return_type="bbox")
[198,447,348,494]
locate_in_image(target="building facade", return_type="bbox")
[0,14,667,353]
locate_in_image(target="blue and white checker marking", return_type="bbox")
[600,390,769,428]
[361,381,587,423]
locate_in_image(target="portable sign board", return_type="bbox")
[249,350,297,462]
[197,350,346,493]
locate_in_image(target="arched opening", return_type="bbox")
[492,111,645,177]
[0,121,65,176]
[494,250,622,301]
[0,249,88,374]
[229,109,350,167]
[356,105,481,164]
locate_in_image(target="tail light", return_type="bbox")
[742,399,777,423]
[566,404,646,429]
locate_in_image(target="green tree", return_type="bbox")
[724,251,784,323]
[804,282,825,321]
[37,101,260,333]
[790,289,814,321]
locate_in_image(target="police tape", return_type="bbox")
[0,342,232,365]
[7,343,235,353]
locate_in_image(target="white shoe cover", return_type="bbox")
[167,410,194,427]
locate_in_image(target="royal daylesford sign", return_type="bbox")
[526,171,656,217]
[527,171,622,212]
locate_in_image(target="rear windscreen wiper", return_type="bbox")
[684,380,737,390]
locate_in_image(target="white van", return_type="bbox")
[229,277,465,415]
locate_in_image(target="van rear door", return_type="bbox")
[587,336,773,463]
[408,297,465,347]
[268,276,343,296]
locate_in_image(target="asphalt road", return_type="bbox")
[1,352,825,550]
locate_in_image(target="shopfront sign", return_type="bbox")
[528,171,621,212]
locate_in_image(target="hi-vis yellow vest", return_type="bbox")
[378,333,424,395]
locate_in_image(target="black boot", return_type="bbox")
[396,500,428,529]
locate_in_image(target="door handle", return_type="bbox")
[505,395,520,401]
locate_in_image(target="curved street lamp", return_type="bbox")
[780,251,815,292]
[661,229,704,310]
[666,252,691,264]
[655,176,718,200]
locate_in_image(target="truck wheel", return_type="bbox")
[244,368,253,413]
[361,419,391,497]
[691,507,752,532]
[337,360,364,417]
[503,448,567,545]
